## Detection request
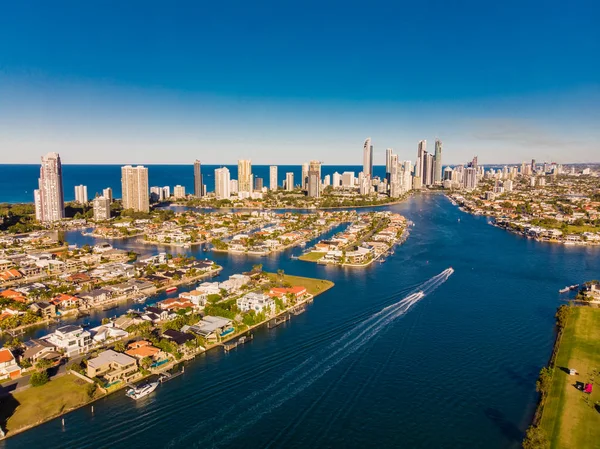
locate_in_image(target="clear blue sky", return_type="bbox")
[0,0,598,165]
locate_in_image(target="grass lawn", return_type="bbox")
[541,307,600,449]
[298,251,326,262]
[266,272,334,296]
[1,374,97,435]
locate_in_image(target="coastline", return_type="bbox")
[0,272,334,439]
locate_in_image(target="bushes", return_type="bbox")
[30,371,49,387]
[522,425,550,449]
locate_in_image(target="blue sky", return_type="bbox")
[0,0,598,165]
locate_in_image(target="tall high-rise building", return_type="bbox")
[332,172,342,188]
[74,185,88,204]
[342,171,355,187]
[363,138,373,178]
[215,167,231,199]
[463,167,477,190]
[269,166,278,191]
[121,165,149,212]
[415,140,427,181]
[102,187,113,203]
[301,162,309,190]
[93,196,111,221]
[238,160,252,193]
[307,160,321,198]
[34,152,65,222]
[385,148,393,184]
[389,154,401,198]
[254,177,263,191]
[194,160,203,197]
[285,172,294,191]
[323,174,331,187]
[434,139,443,184]
[173,185,186,198]
[229,179,239,194]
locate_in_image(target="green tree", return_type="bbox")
[35,358,53,372]
[113,340,126,353]
[30,370,49,387]
[522,425,549,449]
[86,382,98,399]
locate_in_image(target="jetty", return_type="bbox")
[222,333,254,351]
[267,314,290,329]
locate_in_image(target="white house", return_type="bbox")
[236,292,275,314]
[43,325,92,357]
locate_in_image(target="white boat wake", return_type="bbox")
[167,268,454,448]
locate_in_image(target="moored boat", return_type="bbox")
[166,287,177,293]
[126,382,159,400]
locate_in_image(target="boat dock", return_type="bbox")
[223,333,254,351]
[291,305,306,315]
[267,314,291,329]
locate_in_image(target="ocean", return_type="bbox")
[0,164,388,204]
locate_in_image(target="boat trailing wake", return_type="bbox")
[168,267,454,448]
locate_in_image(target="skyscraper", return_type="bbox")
[194,160,203,197]
[269,166,278,191]
[34,152,65,222]
[238,160,252,193]
[385,148,393,184]
[93,196,111,221]
[363,138,373,178]
[424,153,434,186]
[174,185,186,198]
[285,172,294,191]
[121,165,149,212]
[416,140,426,180]
[215,167,231,199]
[102,187,113,203]
[389,154,400,198]
[434,139,443,184]
[301,162,309,190]
[74,185,88,204]
[254,177,263,191]
[332,172,342,188]
[307,160,321,198]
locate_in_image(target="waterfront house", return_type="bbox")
[43,325,91,358]
[125,340,166,362]
[29,301,56,318]
[178,290,207,307]
[142,306,169,323]
[268,286,307,301]
[89,323,129,344]
[78,288,113,306]
[0,348,22,380]
[236,292,275,314]
[50,294,81,309]
[86,350,138,385]
[157,297,194,312]
[161,329,196,350]
[23,339,61,363]
[183,316,233,342]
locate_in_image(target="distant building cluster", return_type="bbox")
[32,143,593,225]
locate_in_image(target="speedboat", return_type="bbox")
[133,296,147,303]
[126,382,159,400]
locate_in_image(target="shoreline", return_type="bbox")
[447,194,600,248]
[0,272,334,439]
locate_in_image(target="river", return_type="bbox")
[4,193,600,449]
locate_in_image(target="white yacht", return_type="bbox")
[126,382,159,400]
